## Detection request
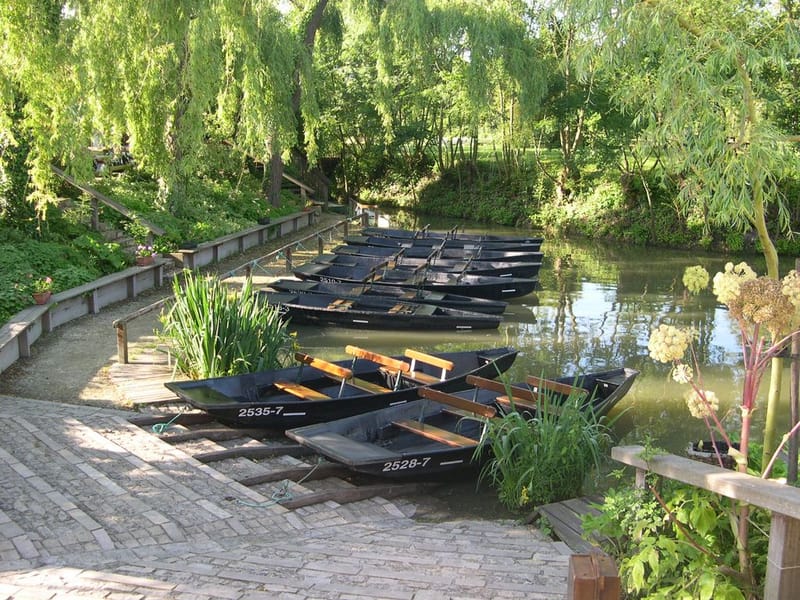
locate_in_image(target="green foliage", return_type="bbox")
[476,389,612,509]
[0,238,102,322]
[159,271,295,379]
[584,478,769,599]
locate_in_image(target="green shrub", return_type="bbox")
[475,388,612,509]
[584,478,769,599]
[159,271,295,379]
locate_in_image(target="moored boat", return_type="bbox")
[361,225,544,246]
[164,345,519,428]
[259,290,502,330]
[344,234,542,253]
[285,366,639,478]
[310,252,542,279]
[333,243,544,264]
[293,262,539,300]
[268,278,508,315]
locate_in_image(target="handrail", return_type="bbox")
[612,445,800,599]
[51,165,166,237]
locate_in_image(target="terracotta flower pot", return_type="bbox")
[32,291,52,305]
[136,255,155,266]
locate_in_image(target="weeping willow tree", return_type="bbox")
[0,1,301,216]
[373,0,547,174]
[0,1,91,214]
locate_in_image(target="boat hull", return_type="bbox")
[260,290,502,330]
[268,279,508,315]
[165,346,519,428]
[332,243,543,264]
[286,367,639,478]
[293,262,539,300]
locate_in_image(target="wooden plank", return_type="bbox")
[274,380,330,401]
[345,345,410,373]
[404,349,454,373]
[418,386,497,419]
[193,444,314,463]
[612,445,800,519]
[391,419,478,447]
[538,502,597,554]
[349,377,392,394]
[156,428,271,443]
[237,462,349,486]
[294,352,353,381]
[279,482,431,509]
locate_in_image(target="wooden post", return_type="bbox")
[285,246,293,271]
[317,235,324,255]
[91,198,99,231]
[764,513,800,600]
[116,323,129,364]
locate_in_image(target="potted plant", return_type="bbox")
[135,244,155,266]
[30,276,53,304]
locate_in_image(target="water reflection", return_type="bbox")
[295,214,788,455]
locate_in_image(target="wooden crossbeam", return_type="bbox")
[392,419,477,447]
[418,386,497,419]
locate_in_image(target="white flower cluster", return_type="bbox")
[682,265,709,295]
[671,363,694,384]
[685,389,719,419]
[648,324,692,363]
[782,269,800,309]
[712,262,756,306]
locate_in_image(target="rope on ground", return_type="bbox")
[151,411,183,434]
[226,458,325,508]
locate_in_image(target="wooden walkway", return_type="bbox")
[532,495,608,554]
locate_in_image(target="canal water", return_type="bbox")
[294,212,795,464]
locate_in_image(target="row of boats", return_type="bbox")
[258,225,543,330]
[165,226,640,479]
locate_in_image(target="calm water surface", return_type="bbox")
[294,213,790,458]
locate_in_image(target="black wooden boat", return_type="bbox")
[164,345,519,428]
[293,262,539,300]
[344,234,542,252]
[362,226,544,246]
[259,290,501,330]
[285,367,639,478]
[268,279,508,315]
[333,243,544,264]
[310,252,542,279]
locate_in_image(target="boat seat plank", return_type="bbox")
[327,298,353,311]
[404,349,454,382]
[349,377,392,394]
[418,387,497,419]
[495,395,562,416]
[391,419,477,447]
[345,346,410,374]
[274,380,330,401]
[465,375,542,403]
[295,352,353,381]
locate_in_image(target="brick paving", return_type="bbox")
[0,394,570,599]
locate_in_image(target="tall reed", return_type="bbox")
[476,386,612,509]
[159,271,294,379]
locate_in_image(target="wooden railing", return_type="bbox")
[612,445,800,600]
[51,165,166,237]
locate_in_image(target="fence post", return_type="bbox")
[116,322,129,364]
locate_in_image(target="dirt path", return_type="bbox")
[0,213,344,409]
